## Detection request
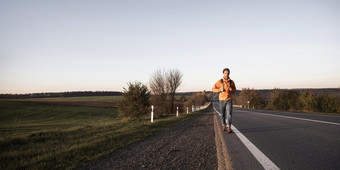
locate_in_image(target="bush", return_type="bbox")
[286,90,301,111]
[317,95,338,113]
[299,91,317,112]
[267,88,283,110]
[268,89,302,111]
[118,82,151,119]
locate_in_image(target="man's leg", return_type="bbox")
[219,100,227,131]
[226,100,233,133]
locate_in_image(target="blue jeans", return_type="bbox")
[219,100,233,127]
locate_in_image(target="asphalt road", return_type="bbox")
[215,107,340,170]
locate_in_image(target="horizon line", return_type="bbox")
[1,87,339,95]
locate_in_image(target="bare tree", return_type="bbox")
[149,68,183,115]
[166,69,183,113]
[149,69,169,114]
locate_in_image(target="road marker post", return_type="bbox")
[176,107,179,117]
[187,107,189,114]
[151,105,154,123]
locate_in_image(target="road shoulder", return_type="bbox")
[214,113,233,170]
[77,111,217,169]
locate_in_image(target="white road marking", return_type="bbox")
[231,125,280,170]
[240,110,340,126]
[213,102,280,170]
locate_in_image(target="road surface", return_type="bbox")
[215,106,340,170]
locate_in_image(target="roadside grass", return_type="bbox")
[0,100,204,169]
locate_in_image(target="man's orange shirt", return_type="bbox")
[212,77,236,101]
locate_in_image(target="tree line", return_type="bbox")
[234,88,340,114]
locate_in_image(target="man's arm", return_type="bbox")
[212,81,221,93]
[230,81,236,93]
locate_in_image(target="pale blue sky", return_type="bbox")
[1,0,339,94]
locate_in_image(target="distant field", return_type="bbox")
[1,96,122,108]
[0,100,203,169]
[0,95,190,102]
[0,95,191,108]
[12,96,123,101]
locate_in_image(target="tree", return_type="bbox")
[118,82,151,119]
[149,68,183,115]
[267,88,282,110]
[167,69,183,114]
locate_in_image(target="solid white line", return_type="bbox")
[231,125,280,170]
[241,110,340,126]
[213,102,280,170]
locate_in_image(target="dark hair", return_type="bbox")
[222,68,230,74]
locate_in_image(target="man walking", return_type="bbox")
[212,68,236,133]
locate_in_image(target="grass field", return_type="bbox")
[0,97,203,169]
[2,96,122,108]
[9,96,123,101]
[1,95,190,108]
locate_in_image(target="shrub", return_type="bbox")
[317,95,338,113]
[118,82,151,119]
[267,88,282,110]
[299,91,317,112]
[286,90,301,111]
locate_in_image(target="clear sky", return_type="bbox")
[1,0,339,94]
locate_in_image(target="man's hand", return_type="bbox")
[229,87,233,91]
[219,87,224,92]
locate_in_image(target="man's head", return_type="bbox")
[223,68,230,79]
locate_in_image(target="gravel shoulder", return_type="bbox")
[77,111,217,170]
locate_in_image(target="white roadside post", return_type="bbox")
[176,107,179,117]
[192,105,194,112]
[187,107,189,114]
[151,105,154,123]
